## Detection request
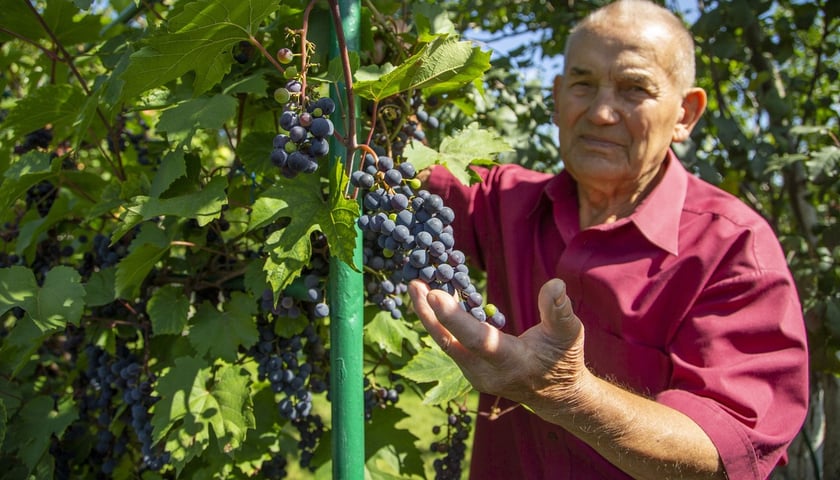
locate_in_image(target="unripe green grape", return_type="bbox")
[407,177,422,190]
[483,303,498,317]
[274,87,291,104]
[284,65,299,79]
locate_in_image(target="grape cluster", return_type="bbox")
[14,127,53,154]
[351,154,506,328]
[270,97,336,178]
[26,180,57,217]
[259,453,289,479]
[78,343,170,474]
[362,375,405,421]
[253,262,332,472]
[252,316,328,472]
[429,406,472,480]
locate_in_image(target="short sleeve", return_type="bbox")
[656,269,809,479]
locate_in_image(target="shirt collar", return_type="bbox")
[530,150,686,256]
[628,150,686,256]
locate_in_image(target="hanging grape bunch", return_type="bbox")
[269,95,336,178]
[269,46,337,178]
[351,152,507,329]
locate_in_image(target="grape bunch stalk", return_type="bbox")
[351,153,506,328]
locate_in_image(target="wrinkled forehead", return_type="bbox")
[565,23,679,79]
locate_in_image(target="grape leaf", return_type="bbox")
[43,0,103,45]
[4,395,77,475]
[404,123,513,185]
[2,84,86,142]
[84,268,116,307]
[0,152,58,210]
[153,357,255,473]
[251,162,359,293]
[413,3,457,43]
[396,345,472,405]
[156,94,238,145]
[150,151,187,198]
[364,407,424,476]
[365,308,420,357]
[189,293,259,362]
[120,0,279,98]
[0,266,85,331]
[0,1,45,42]
[148,285,191,335]
[353,36,491,101]
[0,399,6,451]
[1,266,85,376]
[113,175,228,241]
[115,243,169,299]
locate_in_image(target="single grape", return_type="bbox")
[277,47,294,64]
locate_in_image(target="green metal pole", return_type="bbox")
[328,0,364,478]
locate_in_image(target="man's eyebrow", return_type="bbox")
[567,66,591,76]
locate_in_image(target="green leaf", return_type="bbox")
[156,94,238,144]
[36,266,86,330]
[84,268,117,307]
[0,267,38,319]
[0,1,46,42]
[237,132,277,177]
[153,356,254,473]
[5,395,77,475]
[365,308,420,357]
[150,151,188,197]
[0,152,58,210]
[396,345,472,405]
[413,4,456,42]
[251,163,358,293]
[148,285,191,335]
[0,266,84,374]
[120,0,279,98]
[405,123,512,185]
[42,0,103,45]
[0,266,85,331]
[364,407,424,476]
[115,243,168,299]
[189,293,259,362]
[0,398,6,451]
[114,175,228,241]
[3,84,86,141]
[353,36,491,101]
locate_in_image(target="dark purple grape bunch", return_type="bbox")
[350,153,506,328]
[270,97,336,178]
[430,405,472,480]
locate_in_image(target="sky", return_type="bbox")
[463,0,703,88]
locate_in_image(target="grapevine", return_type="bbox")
[0,1,509,479]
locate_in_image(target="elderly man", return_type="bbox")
[408,0,810,479]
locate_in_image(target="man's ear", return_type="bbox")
[673,87,707,143]
[552,75,563,127]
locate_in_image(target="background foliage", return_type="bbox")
[1,0,838,479]
[441,0,840,478]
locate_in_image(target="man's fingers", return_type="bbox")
[407,280,460,353]
[425,288,502,355]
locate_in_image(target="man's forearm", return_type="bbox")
[529,370,727,480]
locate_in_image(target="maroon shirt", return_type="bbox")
[425,151,809,479]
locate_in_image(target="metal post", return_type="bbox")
[328,0,364,478]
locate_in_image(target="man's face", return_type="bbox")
[553,25,687,193]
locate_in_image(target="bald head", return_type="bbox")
[568,0,696,92]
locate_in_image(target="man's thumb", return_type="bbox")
[538,279,583,340]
